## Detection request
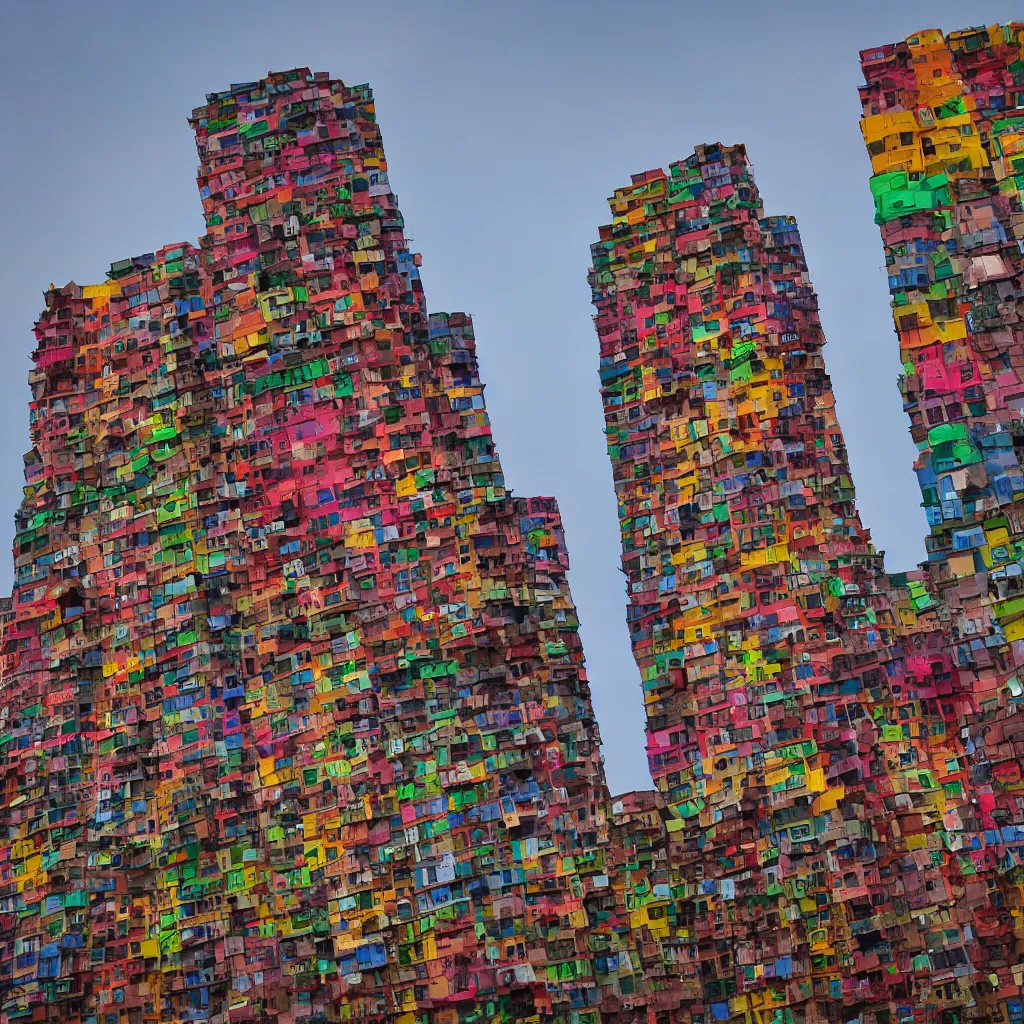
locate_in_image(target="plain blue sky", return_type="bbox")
[0,0,1014,794]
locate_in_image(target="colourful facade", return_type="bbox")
[8,27,1024,1024]
[858,23,1024,1024]
[584,23,1024,1024]
[587,136,1024,1024]
[591,144,889,1024]
[0,72,620,1024]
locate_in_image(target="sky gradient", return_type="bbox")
[1,0,1016,794]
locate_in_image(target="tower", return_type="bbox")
[859,23,1024,1022]
[0,71,613,1024]
[589,144,967,1024]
